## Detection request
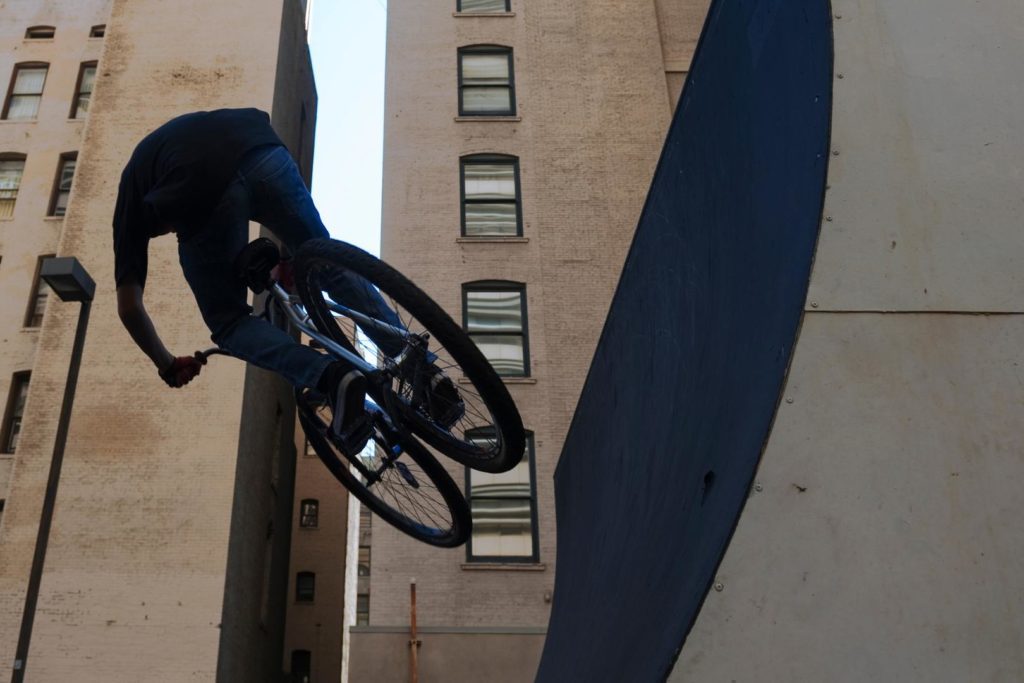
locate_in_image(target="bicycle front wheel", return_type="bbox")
[294,238,525,474]
[297,389,470,548]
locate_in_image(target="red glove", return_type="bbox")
[159,355,206,388]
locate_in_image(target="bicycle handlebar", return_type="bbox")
[194,347,233,363]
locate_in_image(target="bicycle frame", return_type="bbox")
[265,282,401,375]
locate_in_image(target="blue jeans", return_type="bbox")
[178,144,403,389]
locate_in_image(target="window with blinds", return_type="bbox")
[3,64,48,120]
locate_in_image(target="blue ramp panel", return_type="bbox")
[535,1,833,681]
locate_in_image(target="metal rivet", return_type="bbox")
[754,483,764,492]
[837,73,844,79]
[832,150,840,156]
[714,582,725,592]
[810,301,819,308]
[835,14,842,19]
[785,397,794,404]
[825,215,833,222]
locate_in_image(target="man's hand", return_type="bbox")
[158,355,206,388]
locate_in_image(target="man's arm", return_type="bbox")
[116,282,205,388]
[116,282,174,372]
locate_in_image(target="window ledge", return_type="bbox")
[23,39,55,44]
[453,11,516,18]
[21,327,40,333]
[66,118,86,123]
[462,562,545,571]
[0,454,14,460]
[456,236,528,244]
[455,116,521,123]
[0,218,14,222]
[0,120,37,125]
[43,216,64,222]
[460,376,536,385]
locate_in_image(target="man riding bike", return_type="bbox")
[112,108,457,453]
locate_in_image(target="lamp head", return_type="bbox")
[40,257,95,303]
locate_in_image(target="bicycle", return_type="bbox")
[197,237,525,548]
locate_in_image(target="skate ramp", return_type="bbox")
[535,1,833,680]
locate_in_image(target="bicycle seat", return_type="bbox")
[234,237,281,294]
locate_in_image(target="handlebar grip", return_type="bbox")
[194,348,230,363]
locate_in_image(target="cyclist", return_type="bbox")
[113,108,397,452]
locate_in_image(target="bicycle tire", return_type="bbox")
[294,238,525,474]
[297,389,470,548]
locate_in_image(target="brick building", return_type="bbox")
[0,1,347,681]
[348,1,709,680]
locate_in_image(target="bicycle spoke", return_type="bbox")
[306,397,458,538]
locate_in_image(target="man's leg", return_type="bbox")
[178,174,332,389]
[242,146,407,358]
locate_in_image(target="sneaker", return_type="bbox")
[329,370,372,455]
[426,368,465,429]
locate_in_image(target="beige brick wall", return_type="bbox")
[0,1,316,680]
[0,0,109,510]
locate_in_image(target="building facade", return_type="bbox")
[351,1,708,680]
[0,1,344,681]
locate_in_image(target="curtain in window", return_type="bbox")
[461,54,511,112]
[464,162,518,235]
[8,67,47,119]
[53,159,76,216]
[0,159,24,218]
[466,290,525,375]
[461,0,508,12]
[75,66,96,117]
[469,445,533,557]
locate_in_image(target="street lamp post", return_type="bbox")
[11,256,95,682]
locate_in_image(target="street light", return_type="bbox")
[12,256,94,682]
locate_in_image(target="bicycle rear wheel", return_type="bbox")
[297,389,469,548]
[294,238,525,474]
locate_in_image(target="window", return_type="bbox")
[295,571,315,602]
[49,153,76,216]
[299,499,319,528]
[356,594,370,626]
[458,46,515,116]
[25,255,54,328]
[70,63,96,119]
[89,25,105,38]
[359,505,371,545]
[25,26,55,40]
[0,155,26,219]
[3,63,48,120]
[358,546,370,576]
[461,154,522,236]
[463,282,529,376]
[290,650,311,683]
[466,430,538,561]
[458,0,510,11]
[2,373,30,454]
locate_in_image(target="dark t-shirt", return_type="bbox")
[112,108,284,289]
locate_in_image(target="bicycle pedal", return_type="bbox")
[427,373,465,429]
[333,413,374,456]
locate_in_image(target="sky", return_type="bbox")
[307,0,388,255]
